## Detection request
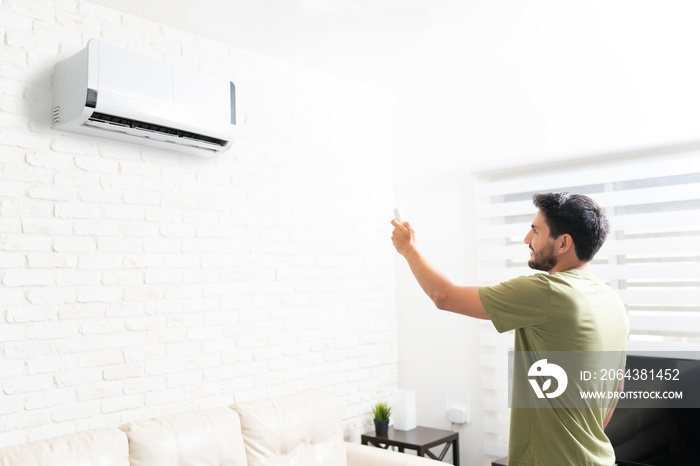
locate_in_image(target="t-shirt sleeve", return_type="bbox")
[478,274,551,333]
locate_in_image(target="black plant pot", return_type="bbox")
[374,420,389,437]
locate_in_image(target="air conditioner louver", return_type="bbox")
[84,112,228,150]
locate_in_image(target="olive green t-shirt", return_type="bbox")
[479,269,629,466]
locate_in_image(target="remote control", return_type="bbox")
[393,208,403,223]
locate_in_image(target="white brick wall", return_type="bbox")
[0,0,397,447]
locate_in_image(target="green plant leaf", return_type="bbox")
[371,401,393,421]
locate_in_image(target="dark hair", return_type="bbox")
[532,192,609,262]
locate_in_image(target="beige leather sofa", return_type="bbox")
[0,390,440,466]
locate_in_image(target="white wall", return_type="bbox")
[0,0,397,448]
[394,170,484,465]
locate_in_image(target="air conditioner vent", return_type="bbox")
[85,112,228,148]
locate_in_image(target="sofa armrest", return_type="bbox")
[346,442,442,466]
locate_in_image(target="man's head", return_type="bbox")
[529,192,609,269]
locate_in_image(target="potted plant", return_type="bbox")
[371,401,393,437]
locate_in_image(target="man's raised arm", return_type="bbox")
[391,219,489,320]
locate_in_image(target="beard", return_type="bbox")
[528,242,558,272]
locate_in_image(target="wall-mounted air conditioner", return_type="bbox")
[51,39,235,157]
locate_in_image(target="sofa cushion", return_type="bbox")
[0,428,129,466]
[233,389,347,466]
[121,407,248,466]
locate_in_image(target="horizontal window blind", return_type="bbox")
[473,149,700,459]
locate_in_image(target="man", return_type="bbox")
[391,192,629,466]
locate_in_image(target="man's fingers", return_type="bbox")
[391,218,411,231]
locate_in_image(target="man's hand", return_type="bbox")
[391,219,416,257]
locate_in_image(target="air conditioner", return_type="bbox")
[51,39,235,157]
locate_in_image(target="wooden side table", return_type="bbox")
[361,426,460,465]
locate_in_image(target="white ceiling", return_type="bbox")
[88,0,700,175]
[90,0,467,89]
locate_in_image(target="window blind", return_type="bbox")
[473,149,700,459]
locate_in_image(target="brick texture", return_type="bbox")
[0,0,397,447]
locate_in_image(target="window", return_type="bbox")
[473,148,700,458]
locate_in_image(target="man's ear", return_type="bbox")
[558,234,574,254]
